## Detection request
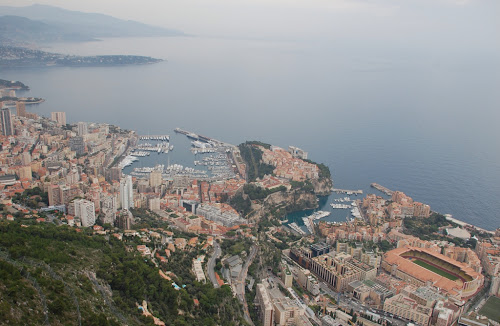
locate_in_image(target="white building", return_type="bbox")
[120,175,134,209]
[77,121,88,136]
[149,197,161,211]
[74,199,96,227]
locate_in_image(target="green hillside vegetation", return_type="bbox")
[238,142,275,182]
[403,213,450,239]
[0,221,246,325]
[0,78,29,90]
[243,184,286,200]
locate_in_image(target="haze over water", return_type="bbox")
[2,35,499,230]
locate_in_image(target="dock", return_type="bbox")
[139,135,169,141]
[370,183,393,196]
[332,188,363,195]
[174,127,235,147]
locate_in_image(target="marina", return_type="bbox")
[118,155,139,169]
[300,210,331,235]
[136,142,173,153]
[122,129,239,181]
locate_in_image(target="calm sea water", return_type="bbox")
[1,36,499,230]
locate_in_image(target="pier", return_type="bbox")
[332,188,363,195]
[175,127,216,143]
[370,183,393,196]
[139,135,169,141]
[174,127,235,147]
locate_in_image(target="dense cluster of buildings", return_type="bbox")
[476,231,500,297]
[261,145,319,182]
[361,191,430,226]
[0,101,254,235]
[278,225,500,326]
[256,278,313,326]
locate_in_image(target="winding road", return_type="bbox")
[207,241,222,288]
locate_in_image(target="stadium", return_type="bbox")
[382,246,484,299]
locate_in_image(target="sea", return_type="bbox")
[1,36,499,230]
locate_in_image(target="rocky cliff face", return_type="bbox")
[312,178,333,196]
[250,189,318,220]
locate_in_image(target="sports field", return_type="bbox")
[412,259,458,281]
[479,296,500,322]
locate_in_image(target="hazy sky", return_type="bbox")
[1,0,499,54]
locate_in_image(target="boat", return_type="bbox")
[288,222,306,235]
[302,217,314,234]
[330,203,351,209]
[308,210,331,220]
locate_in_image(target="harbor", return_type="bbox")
[119,128,240,182]
[297,211,331,235]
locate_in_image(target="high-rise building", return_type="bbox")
[120,175,134,210]
[48,184,83,207]
[51,111,66,126]
[74,199,96,227]
[101,195,117,225]
[0,107,14,136]
[77,122,88,136]
[69,136,85,155]
[116,209,134,230]
[18,165,32,181]
[149,170,162,187]
[16,102,26,117]
[148,197,161,211]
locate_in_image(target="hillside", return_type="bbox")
[0,15,95,43]
[0,221,245,325]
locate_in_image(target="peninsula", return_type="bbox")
[0,46,163,68]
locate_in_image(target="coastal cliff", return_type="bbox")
[245,189,318,221]
[232,141,332,221]
[312,178,333,196]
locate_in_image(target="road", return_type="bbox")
[207,241,222,288]
[235,245,258,326]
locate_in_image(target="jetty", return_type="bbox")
[139,135,169,141]
[174,127,235,148]
[370,183,393,196]
[332,188,363,195]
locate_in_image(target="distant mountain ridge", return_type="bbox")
[0,4,184,44]
[0,15,96,43]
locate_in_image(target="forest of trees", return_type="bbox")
[0,221,246,325]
